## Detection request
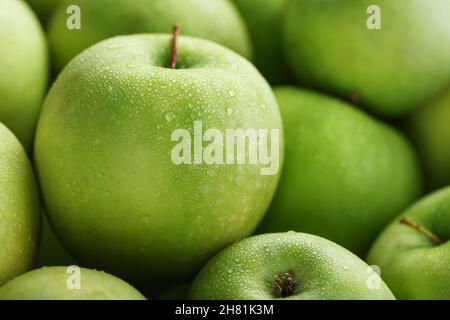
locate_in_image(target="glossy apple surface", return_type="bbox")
[367,187,450,300]
[0,123,40,285]
[0,0,48,149]
[284,0,450,117]
[48,0,252,71]
[190,232,395,300]
[0,266,146,300]
[34,34,283,287]
[258,87,422,256]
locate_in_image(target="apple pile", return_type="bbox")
[0,0,450,300]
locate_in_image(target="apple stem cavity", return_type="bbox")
[273,272,298,298]
[169,24,181,69]
[399,218,443,245]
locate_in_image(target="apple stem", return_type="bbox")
[169,24,181,69]
[399,218,443,245]
[273,272,298,298]
[350,92,360,105]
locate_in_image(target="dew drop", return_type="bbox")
[165,112,175,122]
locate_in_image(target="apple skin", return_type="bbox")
[0,0,48,150]
[367,187,450,300]
[258,87,422,256]
[189,232,395,300]
[48,0,252,71]
[404,88,450,191]
[233,0,291,84]
[0,267,146,300]
[0,123,41,286]
[284,0,450,117]
[34,34,283,288]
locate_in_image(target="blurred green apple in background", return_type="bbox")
[0,0,48,150]
[0,266,146,300]
[405,87,450,191]
[190,232,395,300]
[34,34,282,288]
[284,0,450,117]
[0,123,40,286]
[233,0,291,84]
[367,187,450,300]
[47,0,252,71]
[258,87,422,256]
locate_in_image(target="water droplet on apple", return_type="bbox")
[287,230,296,235]
[165,112,175,122]
[227,108,234,115]
[107,86,113,92]
[228,90,236,97]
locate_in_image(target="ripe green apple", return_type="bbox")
[367,187,450,300]
[0,123,40,286]
[189,232,395,300]
[34,34,283,288]
[404,87,450,191]
[284,0,450,117]
[0,0,48,150]
[0,266,146,300]
[233,0,291,84]
[37,213,77,267]
[26,0,59,22]
[48,0,252,71]
[258,87,422,256]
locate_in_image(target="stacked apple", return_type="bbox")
[0,0,449,300]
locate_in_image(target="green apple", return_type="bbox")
[233,0,291,84]
[284,0,450,117]
[0,266,146,300]
[0,123,40,286]
[258,87,422,256]
[34,34,283,287]
[48,0,252,71]
[37,213,77,267]
[404,87,450,190]
[367,187,450,300]
[26,0,59,23]
[189,232,395,300]
[0,0,48,150]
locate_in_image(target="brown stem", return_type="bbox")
[169,24,181,69]
[350,92,360,105]
[399,218,443,245]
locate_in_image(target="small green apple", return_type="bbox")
[233,0,291,84]
[35,34,283,288]
[258,87,422,256]
[404,87,450,190]
[0,266,146,300]
[0,123,40,286]
[189,232,395,300]
[48,0,252,71]
[367,187,450,300]
[0,0,48,150]
[284,0,450,117]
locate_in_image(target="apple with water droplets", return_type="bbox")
[189,232,395,300]
[34,31,283,288]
